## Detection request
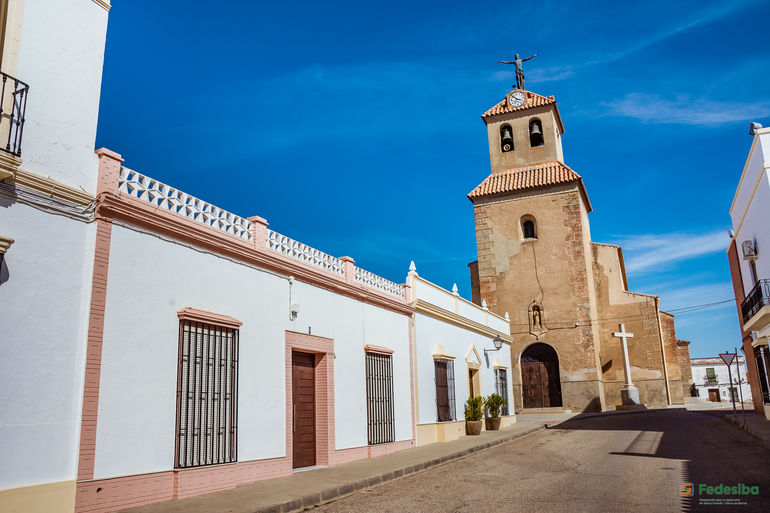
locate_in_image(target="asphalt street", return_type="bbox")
[315,409,770,513]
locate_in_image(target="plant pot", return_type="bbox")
[485,417,501,431]
[465,420,482,435]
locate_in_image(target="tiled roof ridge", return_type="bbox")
[467,160,591,212]
[494,160,577,176]
[481,90,557,119]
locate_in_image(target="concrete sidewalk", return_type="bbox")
[722,411,770,448]
[122,420,551,513]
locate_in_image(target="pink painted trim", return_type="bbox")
[285,331,335,468]
[332,440,415,466]
[73,439,415,513]
[94,149,122,196]
[98,192,414,316]
[364,344,394,355]
[247,215,268,251]
[76,217,113,481]
[407,314,416,441]
[74,456,291,513]
[176,307,242,328]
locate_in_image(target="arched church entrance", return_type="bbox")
[521,343,562,408]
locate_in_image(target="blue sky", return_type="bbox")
[95,0,770,358]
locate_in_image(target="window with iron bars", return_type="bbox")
[365,352,394,445]
[435,359,456,422]
[175,320,239,468]
[495,368,509,416]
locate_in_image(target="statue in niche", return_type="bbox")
[532,305,542,330]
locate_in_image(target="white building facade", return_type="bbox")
[690,357,752,404]
[0,0,110,511]
[409,270,514,446]
[727,123,770,418]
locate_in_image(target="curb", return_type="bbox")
[258,424,546,513]
[721,415,770,449]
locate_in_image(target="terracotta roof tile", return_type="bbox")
[481,90,565,133]
[467,161,592,211]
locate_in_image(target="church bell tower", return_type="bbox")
[467,84,603,413]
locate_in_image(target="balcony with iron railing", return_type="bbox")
[742,279,770,332]
[0,71,28,157]
[0,71,29,180]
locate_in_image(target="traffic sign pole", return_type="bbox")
[735,347,746,425]
[719,352,737,417]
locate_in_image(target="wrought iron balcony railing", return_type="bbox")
[704,377,718,385]
[0,71,29,157]
[742,279,770,325]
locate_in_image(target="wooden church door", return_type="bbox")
[522,361,550,408]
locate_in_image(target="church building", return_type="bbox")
[467,86,688,412]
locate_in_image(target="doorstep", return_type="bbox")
[121,422,548,513]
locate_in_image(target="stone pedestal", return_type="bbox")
[621,386,640,405]
[616,386,647,411]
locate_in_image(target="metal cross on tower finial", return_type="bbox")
[498,53,538,90]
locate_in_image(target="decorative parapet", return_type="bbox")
[118,167,253,241]
[266,229,345,276]
[354,267,406,299]
[109,160,407,303]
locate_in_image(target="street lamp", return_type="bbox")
[484,335,504,356]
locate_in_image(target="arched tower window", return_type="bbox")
[500,124,513,153]
[529,118,544,147]
[521,215,537,240]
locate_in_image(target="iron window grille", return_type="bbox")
[0,72,29,157]
[495,368,509,416]
[175,320,239,468]
[365,352,395,445]
[435,359,456,422]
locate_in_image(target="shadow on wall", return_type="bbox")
[550,409,770,512]
[0,255,8,285]
[582,397,602,412]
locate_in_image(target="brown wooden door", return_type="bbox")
[292,352,316,468]
[522,361,550,408]
[708,389,721,402]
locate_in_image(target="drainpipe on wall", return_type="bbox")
[655,297,672,405]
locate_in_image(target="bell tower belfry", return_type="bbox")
[483,90,565,172]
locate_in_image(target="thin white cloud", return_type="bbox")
[487,0,763,85]
[656,282,735,311]
[604,93,770,126]
[621,230,727,273]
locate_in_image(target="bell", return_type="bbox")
[529,122,544,146]
[501,128,513,152]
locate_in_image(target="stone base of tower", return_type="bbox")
[513,379,606,413]
[602,378,684,409]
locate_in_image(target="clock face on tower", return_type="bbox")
[508,92,526,108]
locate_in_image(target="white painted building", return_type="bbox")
[0,1,110,511]
[690,357,752,404]
[409,269,514,446]
[727,122,770,417]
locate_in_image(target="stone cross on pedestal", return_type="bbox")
[613,323,642,407]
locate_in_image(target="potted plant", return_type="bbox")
[464,395,483,435]
[483,393,507,431]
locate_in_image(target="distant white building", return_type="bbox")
[690,357,752,404]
